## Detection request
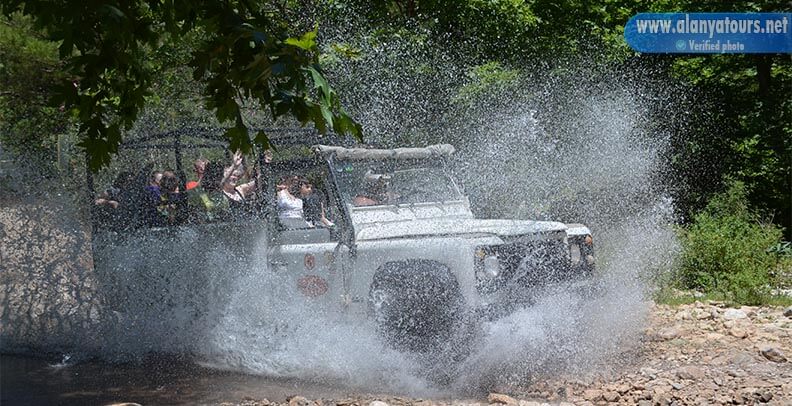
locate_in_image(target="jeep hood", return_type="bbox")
[353,218,568,241]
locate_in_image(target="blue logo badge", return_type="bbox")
[624,13,792,53]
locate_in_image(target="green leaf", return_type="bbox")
[284,27,318,51]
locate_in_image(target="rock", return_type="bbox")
[637,401,652,406]
[582,389,603,402]
[740,306,757,318]
[614,384,631,394]
[784,306,792,318]
[759,346,787,363]
[655,327,681,341]
[694,309,713,320]
[755,389,773,402]
[517,401,540,406]
[743,377,774,388]
[640,367,660,377]
[675,366,705,380]
[487,393,517,405]
[602,391,620,402]
[651,394,671,406]
[729,327,748,339]
[723,309,748,320]
[730,351,756,366]
[288,396,312,406]
[369,402,389,406]
[736,388,758,404]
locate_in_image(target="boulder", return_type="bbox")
[723,309,747,320]
[675,366,705,380]
[602,391,620,402]
[288,396,312,406]
[487,393,517,405]
[729,351,756,366]
[655,327,681,341]
[582,389,603,402]
[759,347,787,363]
[729,327,748,339]
[755,389,773,403]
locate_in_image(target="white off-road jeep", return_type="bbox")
[90,130,595,354]
[267,143,595,352]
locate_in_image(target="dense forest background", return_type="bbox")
[1,1,790,301]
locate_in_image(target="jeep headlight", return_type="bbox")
[482,255,500,278]
[475,248,500,280]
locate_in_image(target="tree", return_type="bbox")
[0,0,361,171]
[0,15,69,165]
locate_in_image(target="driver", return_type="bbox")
[352,172,391,206]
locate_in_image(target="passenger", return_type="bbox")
[185,158,207,191]
[156,171,187,226]
[94,171,136,230]
[142,170,165,226]
[301,180,334,227]
[95,171,133,209]
[352,172,390,206]
[145,170,163,200]
[277,175,303,220]
[187,162,231,223]
[221,151,257,216]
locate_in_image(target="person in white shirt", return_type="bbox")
[277,175,304,219]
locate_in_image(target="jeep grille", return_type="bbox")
[475,239,573,294]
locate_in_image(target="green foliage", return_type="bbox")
[2,0,790,241]
[0,0,362,171]
[677,181,785,304]
[453,62,521,104]
[0,16,71,167]
[646,0,792,237]
[653,288,792,307]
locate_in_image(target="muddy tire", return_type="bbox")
[368,259,465,354]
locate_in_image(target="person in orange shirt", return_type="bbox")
[185,158,208,191]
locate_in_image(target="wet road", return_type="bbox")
[1,354,358,406]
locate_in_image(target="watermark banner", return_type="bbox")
[624,13,791,53]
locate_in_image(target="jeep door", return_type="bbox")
[266,161,349,311]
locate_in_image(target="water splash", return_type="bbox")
[1,29,681,398]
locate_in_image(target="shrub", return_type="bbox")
[677,181,784,305]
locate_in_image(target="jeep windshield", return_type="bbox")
[332,160,463,206]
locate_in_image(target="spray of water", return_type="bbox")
[188,42,680,393]
[1,25,681,398]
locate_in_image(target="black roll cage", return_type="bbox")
[85,127,360,249]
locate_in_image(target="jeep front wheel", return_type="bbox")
[368,259,464,353]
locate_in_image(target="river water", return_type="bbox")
[1,354,375,405]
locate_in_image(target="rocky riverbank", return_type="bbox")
[210,302,791,406]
